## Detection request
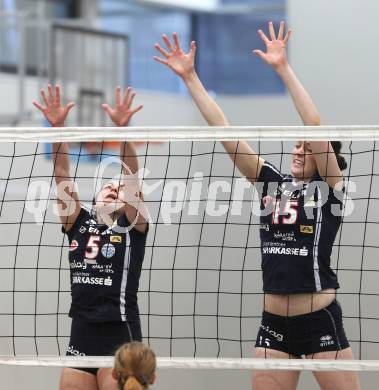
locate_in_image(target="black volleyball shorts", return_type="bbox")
[66,319,142,375]
[255,300,349,357]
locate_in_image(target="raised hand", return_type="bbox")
[253,21,292,70]
[102,86,143,127]
[154,33,197,79]
[33,85,75,127]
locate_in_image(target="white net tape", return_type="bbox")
[0,125,379,142]
[1,357,379,371]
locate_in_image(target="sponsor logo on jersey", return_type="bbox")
[89,225,100,234]
[304,195,316,207]
[69,240,78,251]
[101,243,115,258]
[259,336,271,347]
[320,335,334,347]
[262,246,308,256]
[260,223,270,232]
[67,345,86,356]
[110,235,122,243]
[70,260,87,269]
[275,182,308,198]
[79,226,86,234]
[85,219,97,225]
[72,276,113,286]
[273,231,296,242]
[300,225,314,234]
[260,324,284,342]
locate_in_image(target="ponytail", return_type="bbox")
[330,141,348,171]
[114,342,156,390]
[124,376,144,390]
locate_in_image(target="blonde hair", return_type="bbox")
[114,342,156,390]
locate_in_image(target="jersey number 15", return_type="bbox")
[272,200,298,225]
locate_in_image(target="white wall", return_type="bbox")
[1,0,379,389]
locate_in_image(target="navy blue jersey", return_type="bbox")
[257,162,343,293]
[63,206,148,322]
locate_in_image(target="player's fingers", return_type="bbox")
[189,41,197,57]
[283,29,292,44]
[40,89,48,106]
[128,92,136,108]
[172,32,181,50]
[154,43,170,59]
[253,49,265,60]
[153,56,169,66]
[123,87,131,106]
[32,101,45,112]
[162,34,174,51]
[268,21,276,40]
[55,85,61,105]
[48,84,54,103]
[278,21,285,40]
[115,86,122,106]
[131,104,143,115]
[66,102,75,113]
[258,29,270,45]
[101,103,113,115]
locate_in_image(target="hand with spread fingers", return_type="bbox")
[154,32,197,80]
[102,86,143,127]
[253,21,292,70]
[33,84,75,127]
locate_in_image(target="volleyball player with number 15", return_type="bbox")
[154,21,360,390]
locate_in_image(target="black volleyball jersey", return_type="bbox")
[63,206,148,322]
[257,162,343,293]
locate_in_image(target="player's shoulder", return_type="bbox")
[77,204,96,222]
[71,204,96,229]
[258,161,285,183]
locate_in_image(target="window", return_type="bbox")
[100,0,286,95]
[0,0,80,75]
[100,1,191,93]
[195,14,285,94]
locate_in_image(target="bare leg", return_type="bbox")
[253,348,301,390]
[309,348,361,390]
[59,368,98,390]
[97,367,118,390]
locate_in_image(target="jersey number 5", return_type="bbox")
[272,200,298,225]
[85,235,100,260]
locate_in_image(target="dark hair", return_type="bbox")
[330,141,347,171]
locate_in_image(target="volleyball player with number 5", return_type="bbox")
[33,85,148,390]
[154,22,360,390]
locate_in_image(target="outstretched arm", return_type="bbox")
[254,21,320,126]
[33,85,80,231]
[154,33,264,182]
[254,21,342,186]
[102,86,147,232]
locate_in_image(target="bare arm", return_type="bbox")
[102,86,148,232]
[304,141,343,187]
[33,85,80,230]
[254,21,342,187]
[154,33,264,183]
[254,21,320,126]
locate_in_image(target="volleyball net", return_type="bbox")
[1,125,379,372]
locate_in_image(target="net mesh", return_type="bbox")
[1,126,379,370]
